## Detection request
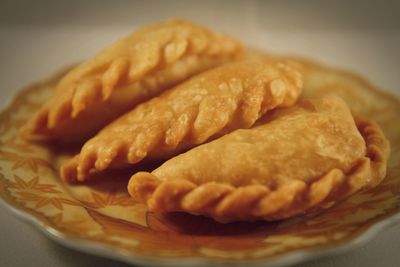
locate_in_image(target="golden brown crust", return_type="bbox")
[21,19,242,141]
[127,97,390,222]
[61,59,303,182]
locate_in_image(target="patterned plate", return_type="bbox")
[1,56,399,267]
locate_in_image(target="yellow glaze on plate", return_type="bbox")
[1,55,399,264]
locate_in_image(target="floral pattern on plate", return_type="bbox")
[1,56,399,266]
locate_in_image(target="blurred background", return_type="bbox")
[0,0,399,101]
[0,1,399,267]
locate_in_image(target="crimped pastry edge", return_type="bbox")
[127,113,390,223]
[61,59,303,182]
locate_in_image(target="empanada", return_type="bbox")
[128,96,390,222]
[61,59,303,182]
[21,19,242,141]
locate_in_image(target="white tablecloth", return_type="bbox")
[1,1,399,266]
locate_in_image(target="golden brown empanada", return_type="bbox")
[21,19,242,141]
[128,96,390,222]
[61,59,303,182]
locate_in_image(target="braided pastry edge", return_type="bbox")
[128,113,389,222]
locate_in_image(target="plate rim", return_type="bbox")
[1,195,400,267]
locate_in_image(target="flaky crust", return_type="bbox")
[127,97,390,222]
[61,59,303,182]
[21,19,242,141]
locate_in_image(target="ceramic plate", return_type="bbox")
[1,56,400,267]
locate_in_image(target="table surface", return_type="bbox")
[1,1,400,266]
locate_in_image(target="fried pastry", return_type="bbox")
[21,19,242,141]
[128,96,390,222]
[61,59,303,182]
